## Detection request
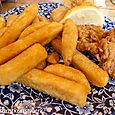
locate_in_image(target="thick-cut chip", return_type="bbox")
[17,69,87,106]
[72,50,109,87]
[19,21,49,39]
[0,4,38,48]
[0,15,17,37]
[7,14,18,27]
[47,52,59,64]
[0,44,47,85]
[32,16,40,24]
[0,16,6,29]
[50,6,68,22]
[51,35,62,54]
[44,64,91,94]
[38,16,49,22]
[0,22,63,65]
[26,22,63,46]
[36,61,46,70]
[62,19,78,65]
[0,27,7,38]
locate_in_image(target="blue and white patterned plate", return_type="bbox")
[0,2,115,115]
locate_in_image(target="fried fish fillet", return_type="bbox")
[0,44,47,85]
[17,69,87,106]
[0,4,38,48]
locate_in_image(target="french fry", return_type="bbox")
[62,19,78,65]
[7,14,18,27]
[0,27,7,38]
[0,4,38,48]
[0,22,63,65]
[72,50,109,87]
[32,16,40,24]
[17,69,87,106]
[0,15,17,37]
[36,61,46,70]
[0,16,6,29]
[51,35,62,54]
[44,64,91,94]
[27,22,63,46]
[19,21,49,39]
[50,6,68,22]
[38,16,49,22]
[0,44,47,85]
[47,52,59,64]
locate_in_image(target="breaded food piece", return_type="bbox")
[44,64,91,94]
[62,19,78,65]
[50,6,68,22]
[7,14,18,27]
[17,69,87,106]
[0,4,38,48]
[77,25,115,78]
[0,44,47,85]
[102,28,115,43]
[77,25,105,55]
[72,50,109,87]
[99,39,115,78]
[0,16,6,29]
[47,52,59,64]
[0,22,63,65]
[19,21,49,39]
[32,16,40,24]
[36,61,46,70]
[100,28,115,78]
[51,35,62,54]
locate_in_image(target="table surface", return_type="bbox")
[1,0,115,21]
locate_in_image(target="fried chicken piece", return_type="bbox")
[99,39,115,78]
[99,28,115,78]
[102,28,115,43]
[77,25,105,55]
[62,0,94,9]
[77,26,115,78]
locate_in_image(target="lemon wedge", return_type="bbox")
[60,6,104,26]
